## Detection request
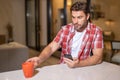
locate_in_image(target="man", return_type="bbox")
[27,1,104,68]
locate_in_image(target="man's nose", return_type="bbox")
[74,18,78,24]
[74,18,78,23]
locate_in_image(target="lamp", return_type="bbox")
[67,0,72,6]
[105,19,114,27]
[104,19,115,41]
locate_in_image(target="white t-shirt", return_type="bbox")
[71,30,86,58]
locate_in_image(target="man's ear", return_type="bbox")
[87,13,90,20]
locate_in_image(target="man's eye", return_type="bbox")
[72,16,75,18]
[78,16,82,19]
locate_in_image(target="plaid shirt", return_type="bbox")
[54,23,104,63]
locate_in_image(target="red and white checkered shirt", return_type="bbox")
[53,23,104,63]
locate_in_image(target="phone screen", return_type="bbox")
[64,54,73,60]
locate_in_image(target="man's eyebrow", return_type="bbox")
[71,15,75,18]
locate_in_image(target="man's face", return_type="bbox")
[71,11,89,32]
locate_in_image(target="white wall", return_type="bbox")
[11,0,26,44]
[40,0,47,46]
[0,0,48,46]
[0,0,12,35]
[0,0,26,45]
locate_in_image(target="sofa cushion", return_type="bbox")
[111,52,120,64]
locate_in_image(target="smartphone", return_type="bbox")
[64,54,73,60]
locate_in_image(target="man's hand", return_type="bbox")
[26,57,40,68]
[63,57,79,68]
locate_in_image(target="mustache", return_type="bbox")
[73,23,80,26]
[73,23,78,25]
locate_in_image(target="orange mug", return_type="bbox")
[22,62,34,78]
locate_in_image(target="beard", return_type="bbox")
[73,21,88,32]
[74,23,81,28]
[73,23,83,31]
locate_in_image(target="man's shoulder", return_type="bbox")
[89,23,103,31]
[61,23,74,31]
[62,23,73,28]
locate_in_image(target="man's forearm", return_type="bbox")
[37,41,60,65]
[76,56,102,67]
[38,45,53,64]
[76,48,103,67]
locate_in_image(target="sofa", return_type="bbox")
[0,42,29,72]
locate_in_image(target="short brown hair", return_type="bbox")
[70,1,90,14]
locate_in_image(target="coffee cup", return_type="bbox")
[22,62,34,78]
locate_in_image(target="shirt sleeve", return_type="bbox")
[92,28,104,49]
[53,28,63,45]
